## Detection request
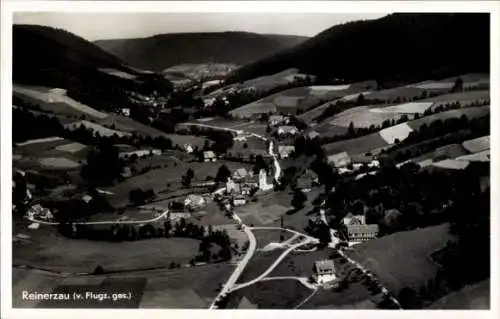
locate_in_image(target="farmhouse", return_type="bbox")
[121,108,130,117]
[233,168,251,180]
[277,125,299,136]
[327,152,352,168]
[268,115,288,126]
[306,130,320,140]
[203,151,217,162]
[278,145,295,159]
[169,211,192,221]
[313,259,337,284]
[347,224,379,242]
[233,196,247,206]
[296,169,319,191]
[184,194,206,209]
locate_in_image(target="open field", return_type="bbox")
[301,283,373,309]
[423,90,490,109]
[227,279,312,309]
[38,157,81,169]
[229,86,352,118]
[13,224,201,273]
[65,120,130,137]
[14,85,109,119]
[323,133,387,156]
[268,249,334,278]
[408,143,470,164]
[102,115,211,147]
[345,223,451,295]
[253,229,295,249]
[406,106,490,130]
[323,106,490,156]
[13,263,234,308]
[237,249,284,284]
[235,191,294,226]
[427,279,490,309]
[462,135,490,153]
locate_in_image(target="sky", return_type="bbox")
[13,12,387,41]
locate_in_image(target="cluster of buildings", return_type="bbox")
[327,152,380,174]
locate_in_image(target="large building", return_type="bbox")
[347,224,379,242]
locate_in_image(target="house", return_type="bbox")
[347,224,379,242]
[233,196,247,206]
[184,194,206,208]
[327,152,352,167]
[226,178,241,194]
[296,169,319,191]
[313,259,337,284]
[184,144,194,153]
[278,145,295,159]
[233,135,247,142]
[203,151,217,162]
[277,125,299,136]
[343,213,366,226]
[233,168,251,180]
[121,108,130,117]
[306,130,320,140]
[27,204,53,220]
[169,211,192,221]
[268,115,287,127]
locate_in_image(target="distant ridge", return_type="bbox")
[94,31,308,71]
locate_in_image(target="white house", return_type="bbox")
[347,224,379,243]
[184,144,194,153]
[269,115,287,127]
[278,145,295,159]
[203,151,217,162]
[277,125,299,136]
[233,168,251,180]
[313,259,337,284]
[233,196,247,206]
[169,211,192,221]
[121,108,131,117]
[184,194,206,208]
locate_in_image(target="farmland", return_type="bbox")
[13,85,109,119]
[426,279,490,309]
[64,120,130,137]
[13,263,235,308]
[227,279,312,309]
[345,223,451,295]
[13,224,202,273]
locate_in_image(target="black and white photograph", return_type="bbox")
[1,1,498,317]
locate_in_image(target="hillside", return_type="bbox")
[13,24,173,112]
[94,32,308,71]
[13,24,137,88]
[227,13,489,86]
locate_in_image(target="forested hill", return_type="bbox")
[94,32,308,71]
[13,24,143,89]
[226,13,490,86]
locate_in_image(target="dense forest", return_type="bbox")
[227,14,489,87]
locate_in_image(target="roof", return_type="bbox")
[462,135,490,153]
[315,259,335,273]
[278,145,295,152]
[269,115,285,121]
[234,168,249,178]
[203,150,216,158]
[185,194,204,204]
[347,224,379,234]
[327,152,351,166]
[278,125,298,133]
